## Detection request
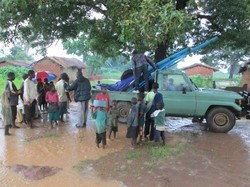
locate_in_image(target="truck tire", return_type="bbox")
[206,107,235,133]
[117,101,131,124]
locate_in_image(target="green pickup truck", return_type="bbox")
[92,69,245,133]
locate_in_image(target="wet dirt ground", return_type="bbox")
[0,104,250,187]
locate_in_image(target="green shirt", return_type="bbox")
[92,109,108,134]
[151,109,165,127]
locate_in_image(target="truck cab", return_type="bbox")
[157,69,244,132]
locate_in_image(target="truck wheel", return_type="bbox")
[117,101,131,124]
[206,107,235,133]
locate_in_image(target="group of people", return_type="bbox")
[2,70,37,135]
[1,50,167,150]
[127,82,166,148]
[1,69,89,135]
[90,82,166,149]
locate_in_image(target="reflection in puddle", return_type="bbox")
[7,165,62,180]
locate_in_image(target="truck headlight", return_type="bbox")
[235,99,243,106]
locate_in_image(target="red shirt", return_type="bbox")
[46,91,60,105]
[95,93,110,112]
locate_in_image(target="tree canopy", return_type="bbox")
[0,45,34,61]
[0,0,249,63]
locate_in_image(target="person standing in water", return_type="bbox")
[67,69,91,128]
[55,73,70,122]
[23,70,37,128]
[1,90,12,135]
[5,72,21,128]
[46,85,60,129]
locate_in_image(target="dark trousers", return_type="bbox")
[144,117,155,141]
[96,132,107,146]
[134,64,149,91]
[10,105,17,123]
[154,130,165,142]
[24,100,36,122]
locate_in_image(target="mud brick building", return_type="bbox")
[33,57,87,82]
[181,63,218,76]
[0,60,32,68]
[239,62,250,92]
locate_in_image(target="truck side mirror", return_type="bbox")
[182,87,187,94]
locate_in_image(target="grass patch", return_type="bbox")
[126,150,144,160]
[43,134,61,138]
[149,146,173,160]
[73,160,91,172]
[144,141,186,160]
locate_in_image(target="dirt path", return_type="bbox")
[0,104,250,187]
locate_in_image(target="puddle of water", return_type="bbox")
[0,103,250,187]
[0,105,128,187]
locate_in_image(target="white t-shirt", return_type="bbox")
[55,79,68,102]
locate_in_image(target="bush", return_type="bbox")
[0,66,29,78]
[190,75,213,88]
[0,66,29,95]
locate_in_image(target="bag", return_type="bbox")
[47,103,59,113]
[126,126,133,138]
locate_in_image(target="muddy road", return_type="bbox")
[0,105,250,187]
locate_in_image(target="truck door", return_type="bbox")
[159,74,196,116]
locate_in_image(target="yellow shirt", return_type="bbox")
[145,91,155,103]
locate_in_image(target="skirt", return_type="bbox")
[48,110,60,121]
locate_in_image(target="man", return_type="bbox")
[166,78,176,91]
[145,82,163,141]
[23,70,37,128]
[131,50,157,92]
[19,73,28,124]
[67,69,91,128]
[55,73,70,122]
[5,72,21,128]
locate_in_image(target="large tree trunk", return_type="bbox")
[228,61,237,79]
[154,42,168,63]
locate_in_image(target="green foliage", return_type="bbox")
[0,0,248,66]
[0,45,34,61]
[201,48,249,79]
[190,75,213,88]
[0,66,28,94]
[118,0,192,50]
[0,66,29,78]
[190,73,242,88]
[126,151,144,160]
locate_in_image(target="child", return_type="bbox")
[127,97,139,148]
[137,93,147,144]
[95,86,110,112]
[151,102,166,145]
[1,90,12,135]
[91,100,108,149]
[108,100,119,139]
[46,85,60,129]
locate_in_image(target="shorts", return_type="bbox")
[96,132,106,146]
[131,126,139,139]
[154,130,165,142]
